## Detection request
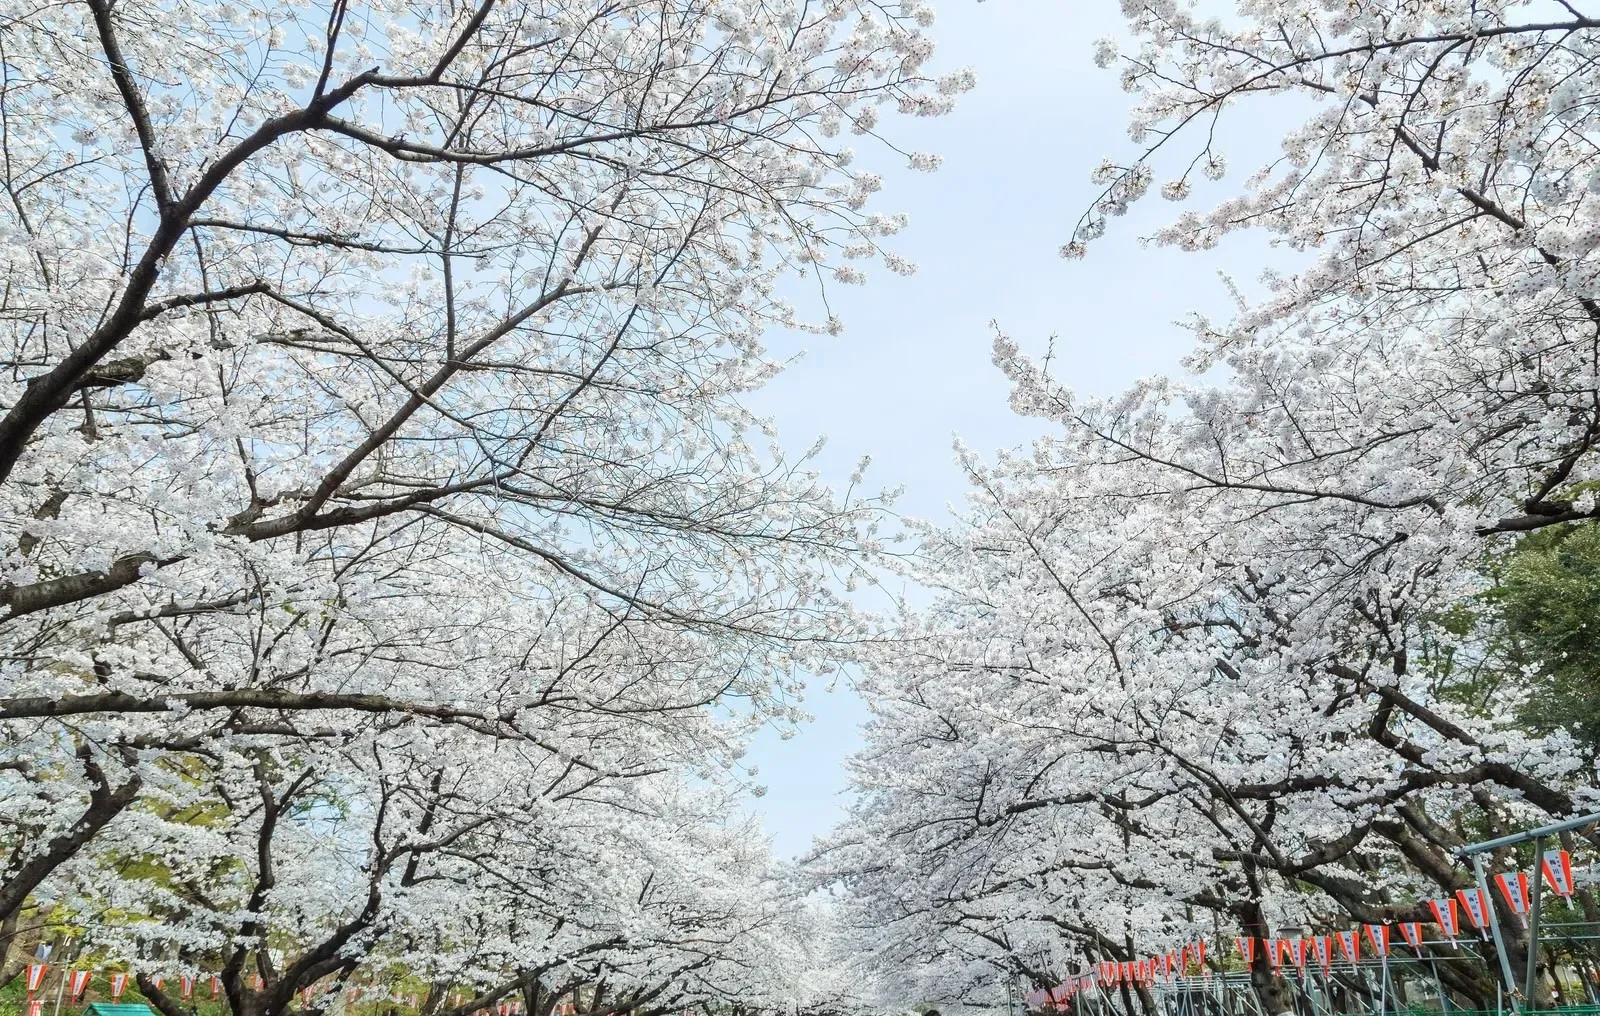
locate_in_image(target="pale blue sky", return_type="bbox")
[742,0,1294,860]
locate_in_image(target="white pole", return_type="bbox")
[49,939,74,1016]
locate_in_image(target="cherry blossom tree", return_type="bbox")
[0,0,968,1003]
[52,726,812,1016]
[816,3,1600,1013]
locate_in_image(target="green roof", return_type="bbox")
[86,1004,157,1016]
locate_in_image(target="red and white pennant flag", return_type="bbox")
[69,971,91,1003]
[25,964,49,994]
[1336,930,1360,968]
[1288,939,1308,970]
[1542,850,1575,900]
[1397,922,1425,952]
[1495,872,1532,929]
[1428,898,1459,946]
[110,973,129,1002]
[1365,924,1390,958]
[1456,888,1492,940]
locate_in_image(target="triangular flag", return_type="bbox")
[25,964,48,994]
[1542,850,1575,900]
[1312,937,1332,971]
[211,976,222,999]
[1495,872,1532,928]
[69,971,91,1003]
[27,1001,43,1016]
[1428,898,1460,945]
[1236,937,1255,964]
[1337,930,1360,967]
[1398,922,1425,952]
[111,973,129,1002]
[1457,888,1492,939]
[181,975,195,1001]
[1365,924,1390,957]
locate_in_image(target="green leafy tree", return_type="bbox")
[1490,524,1600,755]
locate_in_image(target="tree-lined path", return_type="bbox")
[4,5,1600,1016]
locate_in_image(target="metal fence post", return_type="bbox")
[1472,852,1521,1011]
[1524,837,1545,1005]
